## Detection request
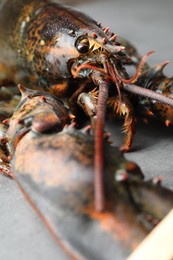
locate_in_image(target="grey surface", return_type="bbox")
[0,0,173,260]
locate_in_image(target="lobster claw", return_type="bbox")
[10,125,173,259]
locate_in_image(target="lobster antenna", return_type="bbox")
[94,78,109,212]
[123,84,173,107]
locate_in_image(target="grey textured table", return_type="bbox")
[1,0,173,259]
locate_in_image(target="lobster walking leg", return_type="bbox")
[77,90,97,130]
[0,140,12,177]
[0,123,12,177]
[0,156,12,177]
[107,95,135,152]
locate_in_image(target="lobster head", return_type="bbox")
[26,3,129,82]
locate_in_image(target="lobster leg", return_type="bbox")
[77,90,97,130]
[79,91,136,152]
[107,95,136,152]
[0,124,12,177]
[0,155,12,177]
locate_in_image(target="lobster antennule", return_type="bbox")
[112,51,155,84]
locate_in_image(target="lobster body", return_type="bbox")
[1,0,173,213]
[0,0,137,211]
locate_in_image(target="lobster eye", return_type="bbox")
[76,36,90,54]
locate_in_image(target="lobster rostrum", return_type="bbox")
[1,0,173,211]
[5,87,173,259]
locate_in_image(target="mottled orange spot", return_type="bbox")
[69,113,75,119]
[49,81,69,97]
[165,119,171,127]
[84,205,131,242]
[40,40,45,46]
[145,110,154,116]
[83,203,147,251]
[143,117,148,124]
[126,162,138,172]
